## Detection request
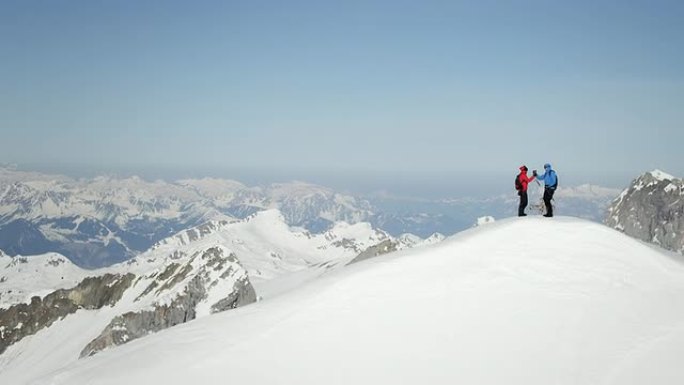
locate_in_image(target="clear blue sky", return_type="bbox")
[1,0,683,196]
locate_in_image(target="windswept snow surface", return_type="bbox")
[21,217,684,384]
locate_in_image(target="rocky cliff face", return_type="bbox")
[0,273,135,354]
[80,246,256,357]
[348,239,400,265]
[605,170,684,254]
[0,245,256,358]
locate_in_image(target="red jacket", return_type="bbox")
[517,171,535,192]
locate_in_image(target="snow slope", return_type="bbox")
[0,252,90,307]
[26,217,684,385]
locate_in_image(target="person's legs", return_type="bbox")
[518,191,528,216]
[543,188,554,217]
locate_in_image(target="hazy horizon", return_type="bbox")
[2,161,643,200]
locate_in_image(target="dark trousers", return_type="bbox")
[543,188,555,217]
[518,191,528,216]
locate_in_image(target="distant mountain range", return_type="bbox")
[0,167,374,267]
[0,166,621,267]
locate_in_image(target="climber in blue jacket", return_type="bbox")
[533,163,558,217]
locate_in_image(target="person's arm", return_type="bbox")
[535,171,545,181]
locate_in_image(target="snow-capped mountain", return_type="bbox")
[8,217,684,385]
[0,209,438,382]
[606,170,684,254]
[0,167,373,267]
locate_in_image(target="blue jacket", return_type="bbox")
[536,165,558,189]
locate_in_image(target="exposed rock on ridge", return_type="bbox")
[80,246,256,357]
[606,170,684,254]
[0,273,135,354]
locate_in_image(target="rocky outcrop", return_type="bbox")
[348,240,399,265]
[80,246,256,358]
[605,170,684,254]
[0,273,135,354]
[0,245,257,359]
[211,276,256,312]
[151,220,233,249]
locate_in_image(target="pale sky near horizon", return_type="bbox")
[1,1,683,196]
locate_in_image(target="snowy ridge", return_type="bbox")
[132,209,401,282]
[0,252,90,308]
[18,217,684,385]
[421,232,446,245]
[150,220,237,249]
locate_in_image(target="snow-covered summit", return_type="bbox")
[648,169,676,182]
[22,217,684,385]
[628,169,681,192]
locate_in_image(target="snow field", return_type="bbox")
[27,217,684,385]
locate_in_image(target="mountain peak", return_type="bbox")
[606,171,684,254]
[648,169,677,181]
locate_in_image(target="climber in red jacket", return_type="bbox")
[515,165,536,217]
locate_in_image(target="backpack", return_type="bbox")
[515,175,522,191]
